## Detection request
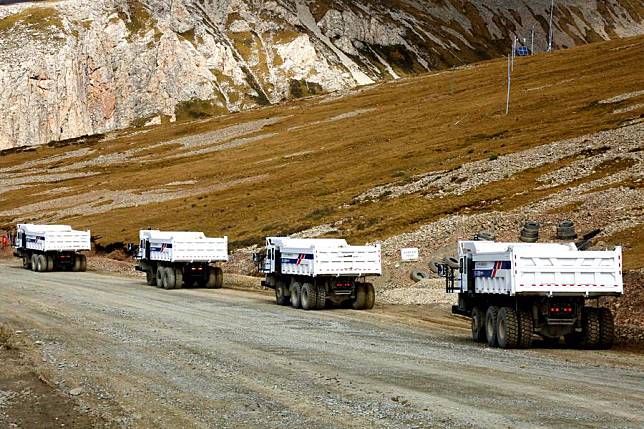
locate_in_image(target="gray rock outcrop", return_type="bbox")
[0,0,641,149]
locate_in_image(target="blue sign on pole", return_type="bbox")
[516,46,531,56]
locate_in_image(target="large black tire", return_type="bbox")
[519,234,538,243]
[290,281,302,309]
[79,254,87,272]
[316,284,327,309]
[524,221,540,231]
[214,267,223,289]
[275,283,288,305]
[445,257,460,270]
[477,230,496,241]
[558,220,574,228]
[518,309,534,348]
[205,267,218,289]
[353,283,367,310]
[31,254,38,272]
[146,270,157,286]
[37,254,47,273]
[471,307,486,342]
[581,307,600,349]
[597,307,615,349]
[301,283,317,310]
[164,267,175,290]
[485,306,499,347]
[72,255,82,272]
[497,307,519,349]
[155,267,164,288]
[410,270,429,282]
[174,267,183,289]
[365,283,375,310]
[428,259,442,274]
[22,256,31,270]
[46,254,54,272]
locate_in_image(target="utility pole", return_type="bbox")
[531,24,535,55]
[511,37,516,71]
[506,54,512,115]
[548,0,555,52]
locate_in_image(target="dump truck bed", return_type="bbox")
[17,224,91,252]
[269,238,381,277]
[139,230,228,263]
[459,241,623,297]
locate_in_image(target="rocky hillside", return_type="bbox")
[0,0,642,150]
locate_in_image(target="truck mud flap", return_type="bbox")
[452,305,469,316]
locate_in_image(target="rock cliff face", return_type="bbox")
[0,0,642,149]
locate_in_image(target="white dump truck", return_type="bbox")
[13,224,90,272]
[135,230,228,289]
[444,240,623,349]
[255,237,381,310]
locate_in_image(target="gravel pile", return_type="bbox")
[378,279,457,305]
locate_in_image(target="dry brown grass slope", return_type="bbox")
[0,36,642,267]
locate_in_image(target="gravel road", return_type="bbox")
[0,262,643,429]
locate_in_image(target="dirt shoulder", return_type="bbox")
[0,325,113,428]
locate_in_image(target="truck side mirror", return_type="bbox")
[252,252,264,263]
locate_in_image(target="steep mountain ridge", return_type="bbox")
[0,0,642,149]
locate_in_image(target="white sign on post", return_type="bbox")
[400,248,419,262]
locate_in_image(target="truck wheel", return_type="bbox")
[301,283,317,310]
[517,309,534,348]
[214,267,223,289]
[275,283,288,305]
[72,255,81,272]
[31,254,38,271]
[146,270,157,286]
[316,284,327,309]
[155,267,164,288]
[497,307,519,349]
[471,307,486,342]
[581,307,600,349]
[205,268,218,289]
[597,308,615,349]
[79,255,87,272]
[174,267,183,289]
[46,255,54,272]
[485,306,499,347]
[352,283,367,310]
[365,283,375,310]
[22,256,31,270]
[37,254,47,273]
[164,267,175,290]
[290,282,302,309]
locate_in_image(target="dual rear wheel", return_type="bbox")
[28,254,85,272]
[479,305,532,349]
[287,281,332,310]
[152,265,223,290]
[563,307,614,349]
